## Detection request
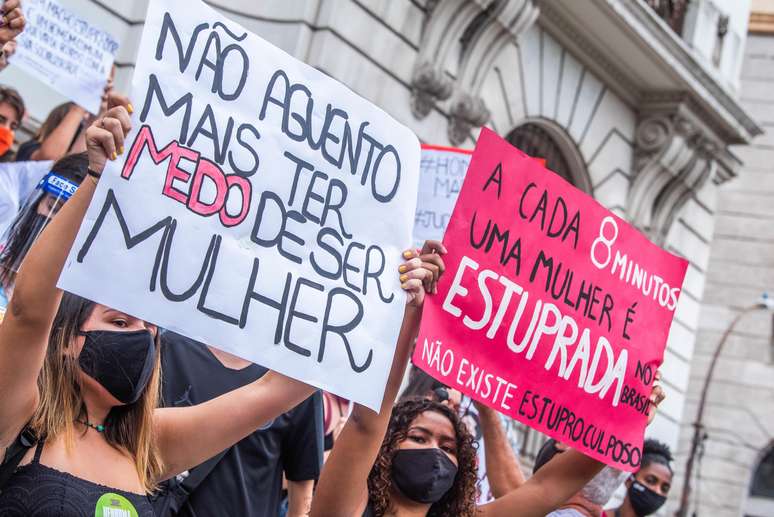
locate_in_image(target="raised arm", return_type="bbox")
[480,377,667,517]
[480,448,603,517]
[0,97,131,447]
[287,479,314,517]
[311,241,446,517]
[476,403,526,498]
[30,104,87,160]
[153,371,316,480]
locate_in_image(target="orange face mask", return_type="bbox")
[0,126,14,156]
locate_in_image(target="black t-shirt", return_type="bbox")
[161,332,324,517]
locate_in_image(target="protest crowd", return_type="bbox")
[0,1,683,516]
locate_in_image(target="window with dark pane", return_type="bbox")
[506,123,575,186]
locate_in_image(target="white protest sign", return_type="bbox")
[413,145,472,248]
[14,0,118,113]
[59,0,420,410]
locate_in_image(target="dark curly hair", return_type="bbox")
[367,397,479,517]
[641,438,673,475]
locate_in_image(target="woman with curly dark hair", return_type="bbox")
[367,397,479,516]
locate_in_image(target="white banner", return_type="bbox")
[15,0,118,113]
[59,0,420,410]
[413,145,472,248]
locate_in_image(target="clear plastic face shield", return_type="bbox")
[0,172,79,283]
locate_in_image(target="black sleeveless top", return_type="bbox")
[0,438,155,516]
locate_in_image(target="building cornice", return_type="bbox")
[612,0,762,143]
[538,0,763,145]
[538,1,642,106]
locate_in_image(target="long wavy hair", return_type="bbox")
[30,292,164,492]
[367,398,479,516]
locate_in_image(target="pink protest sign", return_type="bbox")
[414,128,688,470]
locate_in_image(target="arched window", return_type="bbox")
[745,446,774,517]
[505,120,591,193]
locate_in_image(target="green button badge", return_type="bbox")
[94,493,139,517]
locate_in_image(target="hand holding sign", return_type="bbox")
[647,370,665,425]
[403,240,447,306]
[414,128,687,470]
[400,242,447,308]
[0,0,24,46]
[85,102,132,175]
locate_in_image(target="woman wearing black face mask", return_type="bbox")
[605,440,673,517]
[0,96,441,516]
[371,397,477,515]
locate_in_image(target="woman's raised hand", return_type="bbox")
[399,239,447,307]
[85,95,133,175]
[0,0,24,46]
[647,370,666,425]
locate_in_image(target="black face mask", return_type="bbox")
[629,480,667,516]
[78,329,156,405]
[391,448,458,504]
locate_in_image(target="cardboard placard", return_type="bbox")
[59,0,421,411]
[15,0,118,113]
[413,144,472,248]
[413,128,687,470]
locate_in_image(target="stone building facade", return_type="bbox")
[673,1,774,516]
[4,0,767,512]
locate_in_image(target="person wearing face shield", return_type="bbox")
[0,152,87,317]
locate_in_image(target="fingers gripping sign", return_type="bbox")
[419,240,447,294]
[399,240,447,307]
[86,101,133,176]
[0,0,25,46]
[646,370,666,425]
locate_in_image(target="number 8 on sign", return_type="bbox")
[591,216,619,269]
